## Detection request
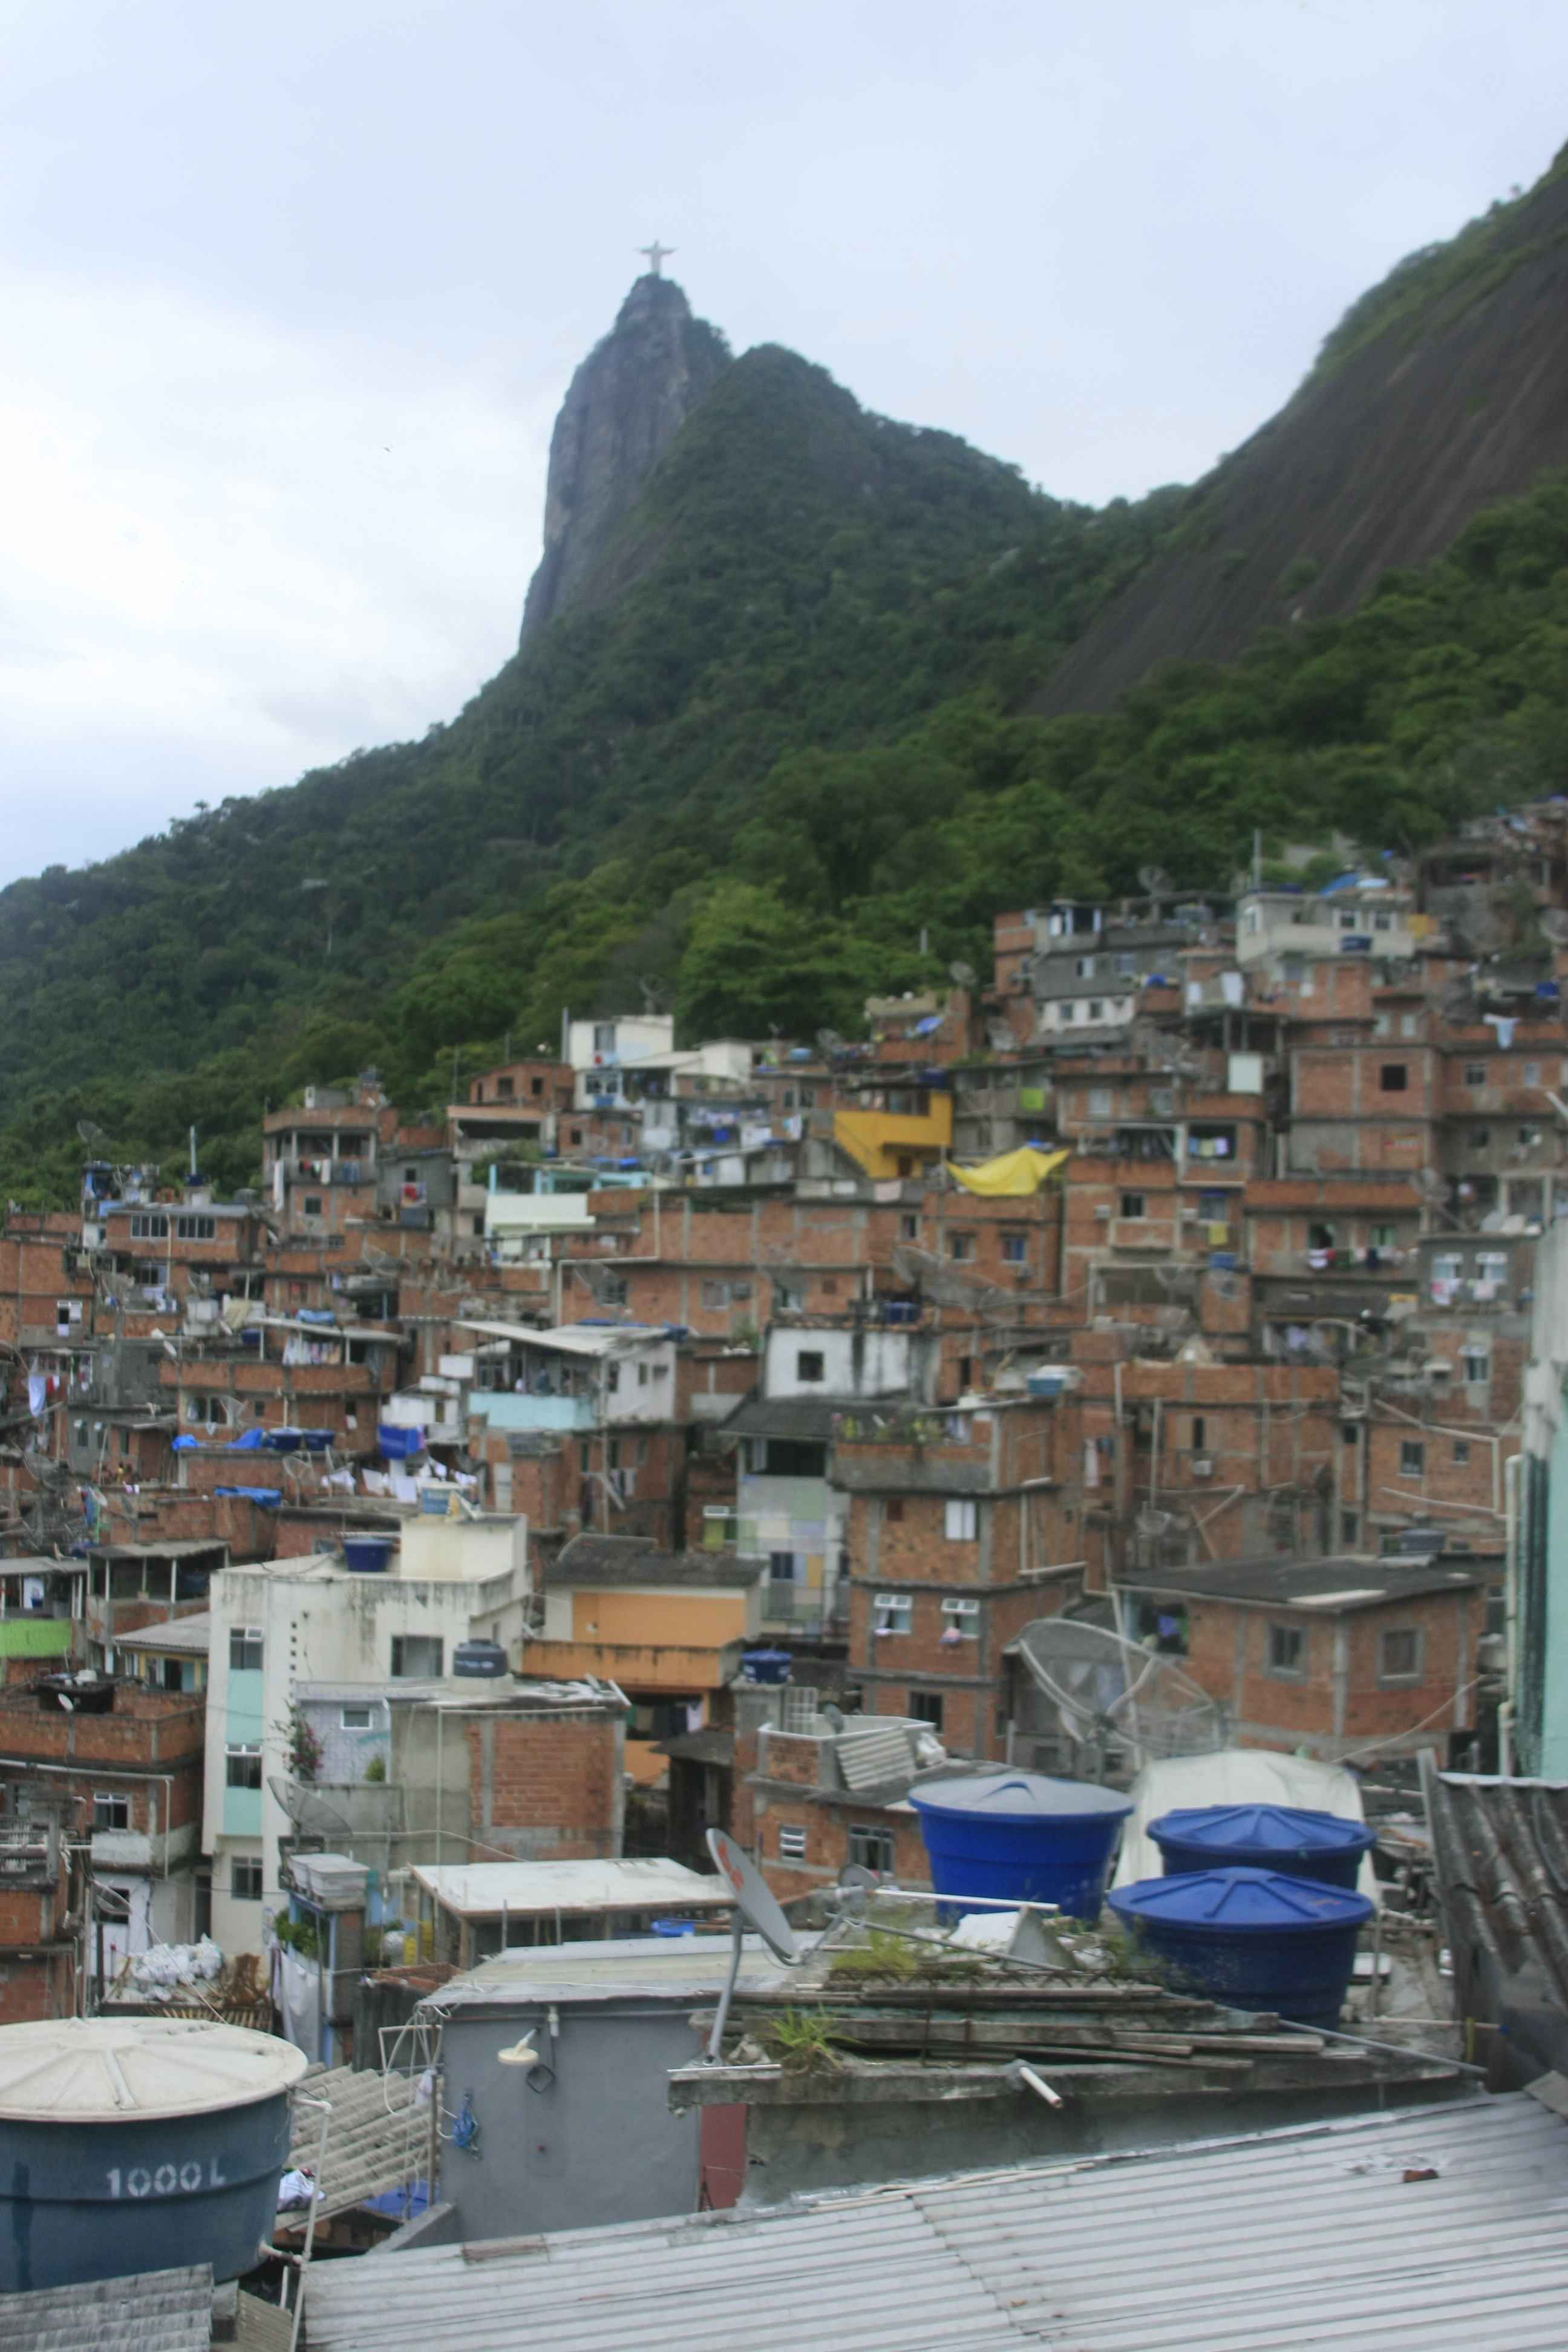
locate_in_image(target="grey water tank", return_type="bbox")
[0,2015,309,2293]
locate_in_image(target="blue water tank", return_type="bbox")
[1108,1866,1374,2026]
[0,2016,310,2293]
[452,1639,509,1678]
[742,1649,792,1685]
[342,1535,393,1574]
[1149,1803,1373,1890]
[909,1771,1133,1919]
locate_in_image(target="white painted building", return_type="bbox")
[203,1513,528,1955]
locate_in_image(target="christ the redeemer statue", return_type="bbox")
[638,241,675,276]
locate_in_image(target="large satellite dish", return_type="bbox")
[1008,1617,1226,1775]
[703,1827,799,2063]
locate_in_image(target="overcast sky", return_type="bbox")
[1,1,1566,883]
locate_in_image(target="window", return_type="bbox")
[1120,1192,1146,1220]
[1368,1223,1396,1249]
[900,1212,919,1240]
[390,1635,443,1679]
[777,1823,808,1861]
[229,1628,263,1673]
[884,1497,905,1523]
[1524,1062,1541,1087]
[93,1792,129,1831]
[1470,1129,1491,1150]
[1342,1422,1359,1446]
[341,1706,372,1730]
[1452,1440,1471,1465]
[185,1394,232,1427]
[1265,1624,1305,1678]
[940,1598,979,1637]
[495,1076,514,1098]
[1338,909,1358,930]
[1462,1351,1490,1385]
[129,1214,168,1240]
[1373,911,1394,933]
[226,1745,263,1789]
[1000,1232,1028,1263]
[592,1021,616,1054]
[175,1214,215,1241]
[768,1552,798,1583]
[909,1691,946,1731]
[1377,1626,1423,1685]
[1190,1417,1207,1451]
[231,1857,264,1901]
[1088,1087,1114,1119]
[531,1076,544,1096]
[947,1231,975,1263]
[848,1826,897,1874]
[599,1273,629,1307]
[1089,1001,1105,1022]
[944,1498,978,1542]
[1371,1013,1391,1039]
[1465,1062,1487,1087]
[796,1350,825,1383]
[1518,1126,1543,1149]
[700,1280,731,1310]
[1074,955,1096,977]
[873,1594,912,1635]
[1399,1013,1418,1039]
[302,1195,323,1216]
[1380,1065,1408,1093]
[1116,952,1137,976]
[1400,1440,1425,1477]
[570,1128,582,1146]
[1341,1510,1359,1547]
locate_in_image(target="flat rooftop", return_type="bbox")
[413,1857,733,1921]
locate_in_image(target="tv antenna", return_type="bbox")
[704,1826,799,2061]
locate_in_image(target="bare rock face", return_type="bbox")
[520,274,731,642]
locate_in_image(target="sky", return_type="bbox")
[1,1,1566,883]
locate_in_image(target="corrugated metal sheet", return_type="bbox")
[1425,1762,1568,2080]
[0,2263,212,2352]
[303,2096,1568,2352]
[286,2064,426,2221]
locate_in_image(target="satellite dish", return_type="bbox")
[707,1826,799,1964]
[76,1120,105,1146]
[702,1826,799,2064]
[948,960,977,990]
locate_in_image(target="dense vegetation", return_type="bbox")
[7,324,1568,1207]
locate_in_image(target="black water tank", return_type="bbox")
[452,1639,509,1678]
[0,2016,309,2292]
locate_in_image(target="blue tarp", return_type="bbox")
[379,1425,425,1459]
[212,1486,283,1506]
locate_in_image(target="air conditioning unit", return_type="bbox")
[1094,1204,1112,1220]
[1192,1455,1215,1478]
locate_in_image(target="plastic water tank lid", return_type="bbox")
[0,2016,310,2122]
[1109,1866,1374,1931]
[1149,1803,1374,1854]
[909,1770,1134,1820]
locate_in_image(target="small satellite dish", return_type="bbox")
[496,2035,539,2068]
[703,1827,799,2064]
[707,1827,799,1964]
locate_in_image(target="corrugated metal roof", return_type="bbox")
[1424,1762,1568,2080]
[430,1932,785,2012]
[1,2264,212,2352]
[303,2096,1568,2352]
[114,1613,212,1655]
[1122,1553,1486,1608]
[285,2063,426,2222]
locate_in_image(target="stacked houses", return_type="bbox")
[1,800,1563,2007]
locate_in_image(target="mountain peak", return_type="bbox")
[520,274,731,642]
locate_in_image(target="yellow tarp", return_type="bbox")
[947,1146,1070,1197]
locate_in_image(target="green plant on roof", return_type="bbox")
[761,2006,845,2073]
[364,1752,387,1783]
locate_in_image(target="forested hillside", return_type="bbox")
[9,150,1568,1209]
[0,344,1177,1198]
